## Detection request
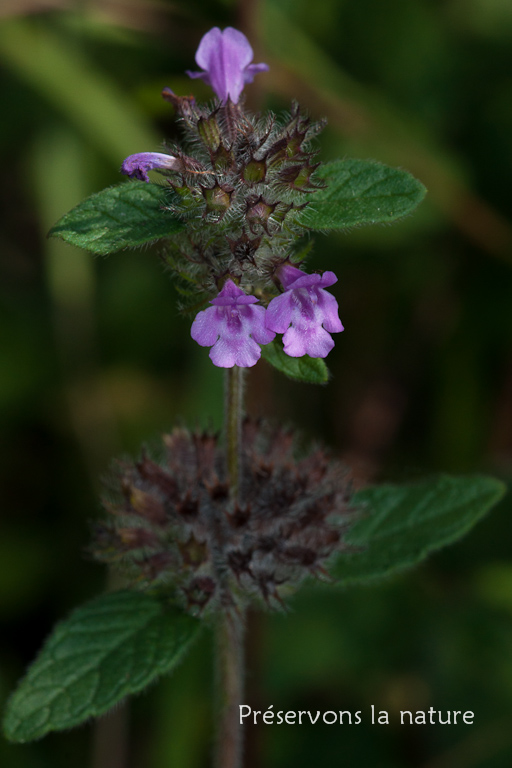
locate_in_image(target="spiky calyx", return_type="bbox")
[92,421,355,615]
[156,91,326,305]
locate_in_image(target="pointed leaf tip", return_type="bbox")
[302,158,427,231]
[49,182,185,255]
[333,474,506,585]
[3,591,200,742]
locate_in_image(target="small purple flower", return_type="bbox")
[191,280,275,368]
[266,265,344,358]
[186,27,269,104]
[121,152,182,182]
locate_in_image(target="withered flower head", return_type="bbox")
[92,421,355,616]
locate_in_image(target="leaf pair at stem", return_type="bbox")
[49,158,426,383]
[50,158,427,255]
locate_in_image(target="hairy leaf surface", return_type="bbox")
[303,158,426,230]
[334,475,506,584]
[261,339,329,384]
[4,591,200,742]
[49,182,183,255]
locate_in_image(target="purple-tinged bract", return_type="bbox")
[266,265,344,358]
[186,27,269,103]
[191,280,275,368]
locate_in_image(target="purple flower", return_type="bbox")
[186,27,269,104]
[266,265,344,358]
[191,280,275,368]
[121,152,182,182]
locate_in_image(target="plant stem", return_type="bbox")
[215,365,245,768]
[215,610,245,768]
[225,366,244,503]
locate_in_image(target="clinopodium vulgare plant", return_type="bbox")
[3,25,506,768]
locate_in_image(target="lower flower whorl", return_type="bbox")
[92,421,355,614]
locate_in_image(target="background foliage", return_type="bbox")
[1,1,512,767]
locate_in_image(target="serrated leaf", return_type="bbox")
[3,591,200,743]
[302,158,426,231]
[333,475,506,585]
[49,182,184,255]
[261,339,329,384]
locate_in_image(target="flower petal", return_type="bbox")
[270,265,343,359]
[191,283,271,367]
[283,324,335,358]
[277,264,306,290]
[120,152,181,182]
[195,27,246,102]
[210,280,260,307]
[265,292,294,333]
[209,335,261,368]
[185,69,211,86]
[243,62,270,84]
[190,306,222,347]
[235,336,263,367]
[316,288,344,333]
[209,337,237,367]
[318,271,338,289]
[188,27,268,103]
[241,305,275,345]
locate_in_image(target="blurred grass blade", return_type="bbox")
[263,3,512,257]
[0,19,158,164]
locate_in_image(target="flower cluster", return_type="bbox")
[120,27,343,368]
[191,268,343,367]
[92,421,355,614]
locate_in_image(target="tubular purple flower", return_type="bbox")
[121,152,183,182]
[266,265,344,359]
[191,280,275,368]
[186,27,269,104]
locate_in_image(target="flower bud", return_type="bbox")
[245,195,277,234]
[242,158,267,185]
[210,144,235,172]
[197,114,222,151]
[201,182,234,218]
[178,535,208,567]
[161,87,198,125]
[278,162,322,192]
[226,233,262,265]
[170,182,201,214]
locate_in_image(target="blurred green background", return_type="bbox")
[1,0,512,766]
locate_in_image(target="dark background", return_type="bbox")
[1,0,512,766]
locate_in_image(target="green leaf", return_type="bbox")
[333,475,506,585]
[49,182,184,255]
[302,158,426,231]
[261,339,330,384]
[3,591,200,743]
